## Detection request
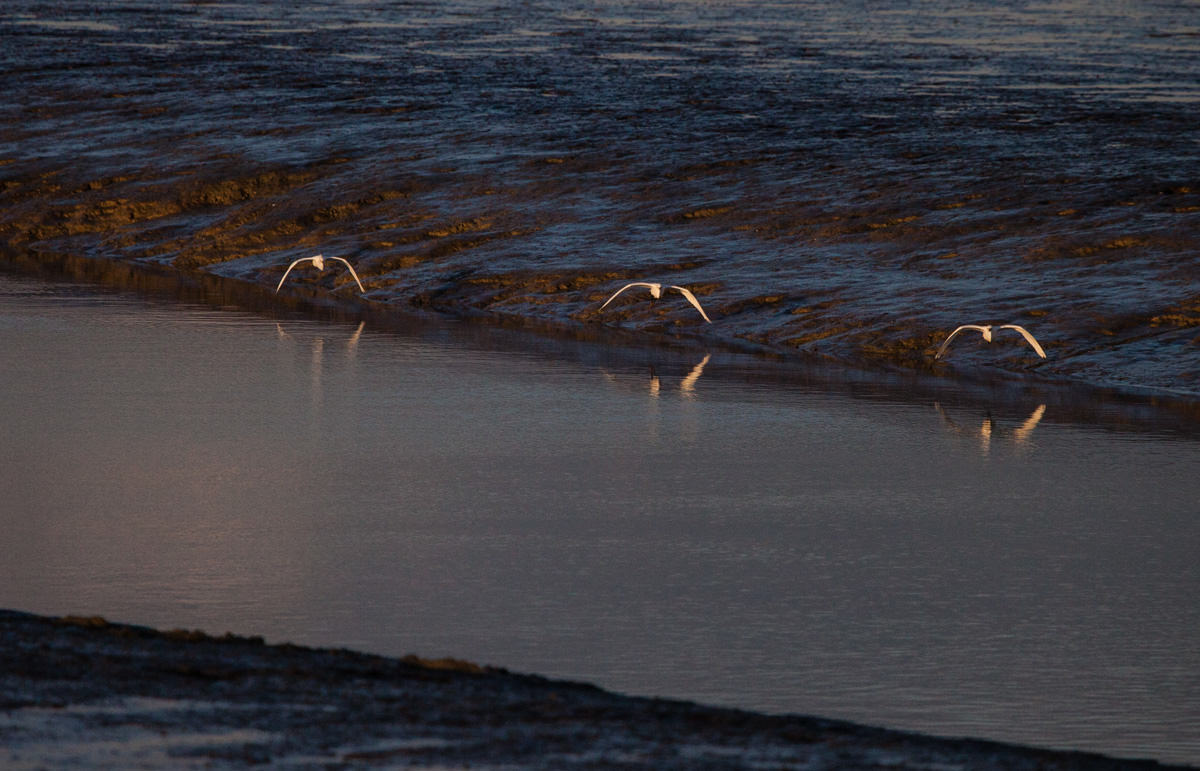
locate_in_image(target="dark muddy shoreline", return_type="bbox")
[4,245,1199,439]
[1,609,1190,770]
[2,148,1196,398]
[3,0,1198,399]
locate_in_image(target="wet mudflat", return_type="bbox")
[1,271,1198,766]
[0,609,1186,770]
[2,1,1199,765]
[1,0,1199,393]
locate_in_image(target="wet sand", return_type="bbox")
[1,610,1188,770]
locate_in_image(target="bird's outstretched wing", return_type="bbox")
[997,325,1046,359]
[600,282,657,311]
[935,324,990,359]
[327,256,366,293]
[668,285,712,323]
[275,257,314,293]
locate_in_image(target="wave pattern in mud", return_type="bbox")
[1,0,1198,394]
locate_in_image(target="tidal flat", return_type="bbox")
[0,610,1189,770]
[2,0,1199,395]
[3,0,1199,766]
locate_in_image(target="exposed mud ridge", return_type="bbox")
[1,610,1189,770]
[1,0,1198,398]
[8,245,1200,437]
[4,142,1194,397]
[2,153,1196,402]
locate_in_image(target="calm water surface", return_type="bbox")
[1,272,1199,765]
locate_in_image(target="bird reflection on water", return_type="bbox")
[602,353,711,400]
[680,354,710,399]
[275,320,366,411]
[600,353,712,445]
[934,402,1047,455]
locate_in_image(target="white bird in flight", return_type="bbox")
[275,254,366,294]
[935,324,1046,360]
[599,282,712,323]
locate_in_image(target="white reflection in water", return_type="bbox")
[1,274,1199,765]
[600,354,709,443]
[275,320,364,412]
[679,353,709,399]
[603,353,710,401]
[935,402,1046,455]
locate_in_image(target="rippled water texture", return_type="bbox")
[1,0,1198,393]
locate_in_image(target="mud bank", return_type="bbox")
[2,0,1198,396]
[3,141,1197,398]
[0,610,1188,770]
[4,246,1200,437]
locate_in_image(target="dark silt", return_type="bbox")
[1,0,1198,394]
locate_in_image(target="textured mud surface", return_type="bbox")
[1,610,1190,770]
[1,1,1198,396]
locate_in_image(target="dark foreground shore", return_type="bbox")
[0,610,1187,770]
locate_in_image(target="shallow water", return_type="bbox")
[1,0,1198,394]
[2,272,1198,765]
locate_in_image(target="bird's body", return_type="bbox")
[599,282,712,323]
[936,323,1046,359]
[275,254,366,294]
